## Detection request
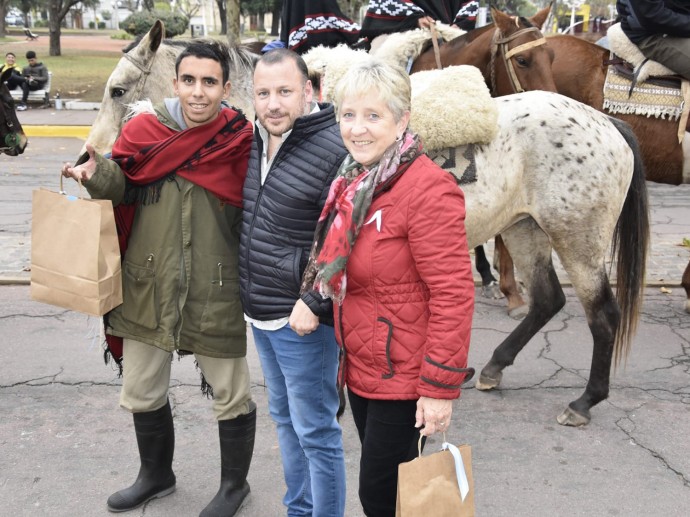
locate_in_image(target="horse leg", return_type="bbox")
[474,245,501,299]
[476,220,566,390]
[551,250,620,426]
[494,235,528,319]
[682,258,690,314]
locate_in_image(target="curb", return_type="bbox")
[24,126,91,139]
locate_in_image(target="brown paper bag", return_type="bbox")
[396,439,475,517]
[31,178,122,316]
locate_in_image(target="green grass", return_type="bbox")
[39,50,122,102]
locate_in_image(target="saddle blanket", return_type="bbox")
[603,66,684,121]
[428,144,478,186]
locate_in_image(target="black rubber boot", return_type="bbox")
[199,402,257,517]
[107,400,176,512]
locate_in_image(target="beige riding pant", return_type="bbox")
[119,338,252,420]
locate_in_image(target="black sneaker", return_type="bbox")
[16,104,27,111]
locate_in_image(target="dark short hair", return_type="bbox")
[5,52,16,58]
[257,48,309,84]
[175,40,230,84]
[26,50,36,59]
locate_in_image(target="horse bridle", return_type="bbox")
[122,51,154,103]
[489,25,547,94]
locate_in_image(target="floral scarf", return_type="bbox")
[302,130,422,304]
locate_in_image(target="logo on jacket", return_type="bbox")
[365,209,382,232]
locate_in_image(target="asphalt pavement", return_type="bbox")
[0,111,689,516]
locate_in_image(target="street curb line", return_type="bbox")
[24,125,91,139]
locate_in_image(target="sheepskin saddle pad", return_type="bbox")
[369,23,466,71]
[607,23,675,83]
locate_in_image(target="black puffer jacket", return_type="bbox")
[239,104,347,324]
[618,0,690,43]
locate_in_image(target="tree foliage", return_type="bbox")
[122,9,189,37]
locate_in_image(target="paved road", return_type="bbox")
[1,132,689,516]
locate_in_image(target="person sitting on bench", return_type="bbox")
[24,27,38,40]
[17,50,49,111]
[0,52,26,92]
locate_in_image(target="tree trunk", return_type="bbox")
[226,0,240,45]
[0,0,11,37]
[48,2,62,56]
[271,1,280,36]
[216,0,227,35]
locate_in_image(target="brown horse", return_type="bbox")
[409,5,556,317]
[545,34,690,313]
[0,68,28,156]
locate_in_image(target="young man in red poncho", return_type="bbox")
[61,40,254,517]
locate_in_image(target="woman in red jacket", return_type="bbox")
[299,58,475,517]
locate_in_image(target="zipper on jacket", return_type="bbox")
[245,170,268,300]
[212,262,224,287]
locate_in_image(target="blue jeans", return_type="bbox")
[252,323,345,517]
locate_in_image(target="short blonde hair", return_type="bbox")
[333,58,411,122]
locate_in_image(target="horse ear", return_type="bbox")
[146,19,165,53]
[530,3,552,30]
[491,7,512,34]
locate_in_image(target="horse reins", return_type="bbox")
[489,25,547,94]
[123,51,154,103]
[430,24,443,70]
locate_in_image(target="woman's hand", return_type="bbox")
[61,143,96,182]
[415,396,453,436]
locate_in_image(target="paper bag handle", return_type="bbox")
[59,173,84,198]
[417,434,470,502]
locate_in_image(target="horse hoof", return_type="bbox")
[481,281,503,300]
[475,371,502,391]
[508,304,529,320]
[556,406,590,427]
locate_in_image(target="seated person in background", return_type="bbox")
[360,0,479,40]
[0,52,26,92]
[17,50,49,110]
[616,0,690,80]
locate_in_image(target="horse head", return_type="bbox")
[487,5,557,95]
[84,20,173,155]
[411,5,556,97]
[85,20,257,156]
[0,68,28,156]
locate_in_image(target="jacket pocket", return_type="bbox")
[292,247,304,287]
[200,261,242,336]
[122,257,159,330]
[376,317,395,379]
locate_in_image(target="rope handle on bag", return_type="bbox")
[417,433,470,502]
[59,172,84,199]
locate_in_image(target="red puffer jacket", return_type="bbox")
[335,154,475,401]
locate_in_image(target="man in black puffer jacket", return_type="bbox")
[617,0,690,80]
[239,49,348,517]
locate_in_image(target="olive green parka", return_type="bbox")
[84,101,249,358]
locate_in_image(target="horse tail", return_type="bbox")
[609,116,649,368]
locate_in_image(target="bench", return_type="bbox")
[9,71,52,106]
[24,27,38,40]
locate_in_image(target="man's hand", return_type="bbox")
[417,16,436,30]
[61,143,97,182]
[289,298,319,336]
